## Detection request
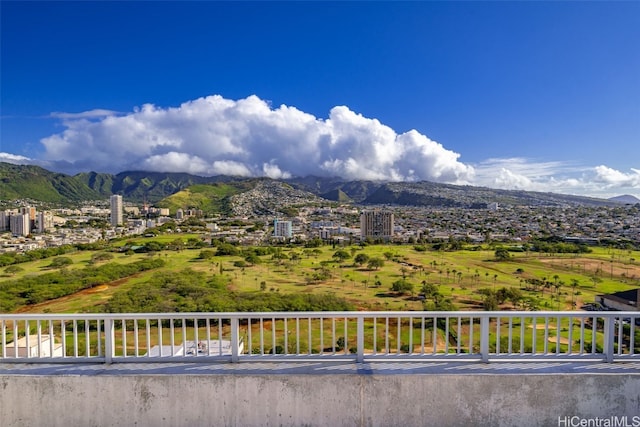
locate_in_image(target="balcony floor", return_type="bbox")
[2,361,640,376]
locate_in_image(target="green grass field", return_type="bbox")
[3,238,639,314]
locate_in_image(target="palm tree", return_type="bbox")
[570,279,579,308]
[554,280,561,294]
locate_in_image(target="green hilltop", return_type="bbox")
[155,182,251,215]
[0,163,102,203]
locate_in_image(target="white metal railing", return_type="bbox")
[1,311,638,364]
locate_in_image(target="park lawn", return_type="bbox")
[0,250,95,278]
[110,234,202,248]
[0,250,158,283]
[7,242,640,359]
[3,241,640,314]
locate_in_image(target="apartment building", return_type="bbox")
[360,210,394,241]
[110,195,123,227]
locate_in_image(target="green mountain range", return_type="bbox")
[0,162,623,213]
[0,163,103,203]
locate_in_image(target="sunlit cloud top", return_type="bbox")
[37,95,476,183]
[0,95,638,200]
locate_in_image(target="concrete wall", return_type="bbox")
[1,374,639,427]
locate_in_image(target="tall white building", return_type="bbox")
[273,219,293,239]
[110,195,123,227]
[360,210,394,242]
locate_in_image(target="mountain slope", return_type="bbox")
[228,180,326,217]
[0,163,102,203]
[360,181,617,208]
[76,170,221,201]
[155,182,253,215]
[609,195,640,204]
[0,162,622,209]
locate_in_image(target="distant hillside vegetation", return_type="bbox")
[288,176,380,202]
[609,194,640,204]
[0,162,619,209]
[320,188,352,203]
[355,181,616,208]
[155,182,252,215]
[0,162,102,203]
[76,170,221,201]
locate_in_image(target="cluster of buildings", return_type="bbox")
[270,210,394,243]
[0,207,55,237]
[1,195,128,238]
[2,193,640,253]
[215,209,394,246]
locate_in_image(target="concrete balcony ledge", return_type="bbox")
[3,310,640,426]
[2,362,639,427]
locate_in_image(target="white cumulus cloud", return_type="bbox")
[38,94,474,183]
[3,94,635,200]
[594,165,640,187]
[0,152,34,165]
[473,158,640,198]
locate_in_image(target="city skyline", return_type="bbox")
[1,1,638,199]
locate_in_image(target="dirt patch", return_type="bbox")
[528,324,556,330]
[538,257,640,280]
[86,284,109,293]
[14,273,143,313]
[548,336,570,345]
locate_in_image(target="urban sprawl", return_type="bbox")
[2,196,639,253]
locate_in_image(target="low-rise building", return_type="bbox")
[597,289,640,311]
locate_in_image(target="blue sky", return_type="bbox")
[1,1,639,198]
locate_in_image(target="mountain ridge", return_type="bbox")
[608,194,640,204]
[0,162,629,212]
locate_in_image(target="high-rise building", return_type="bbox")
[273,219,293,239]
[0,211,9,231]
[110,195,123,227]
[36,211,54,233]
[10,213,30,237]
[20,206,36,221]
[360,210,394,241]
[17,207,37,231]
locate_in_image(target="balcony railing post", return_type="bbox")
[231,317,239,363]
[357,316,364,363]
[105,318,115,364]
[603,316,615,363]
[480,316,490,363]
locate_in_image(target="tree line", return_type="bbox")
[0,258,165,312]
[104,269,354,313]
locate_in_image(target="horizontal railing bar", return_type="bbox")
[3,310,639,320]
[2,311,637,364]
